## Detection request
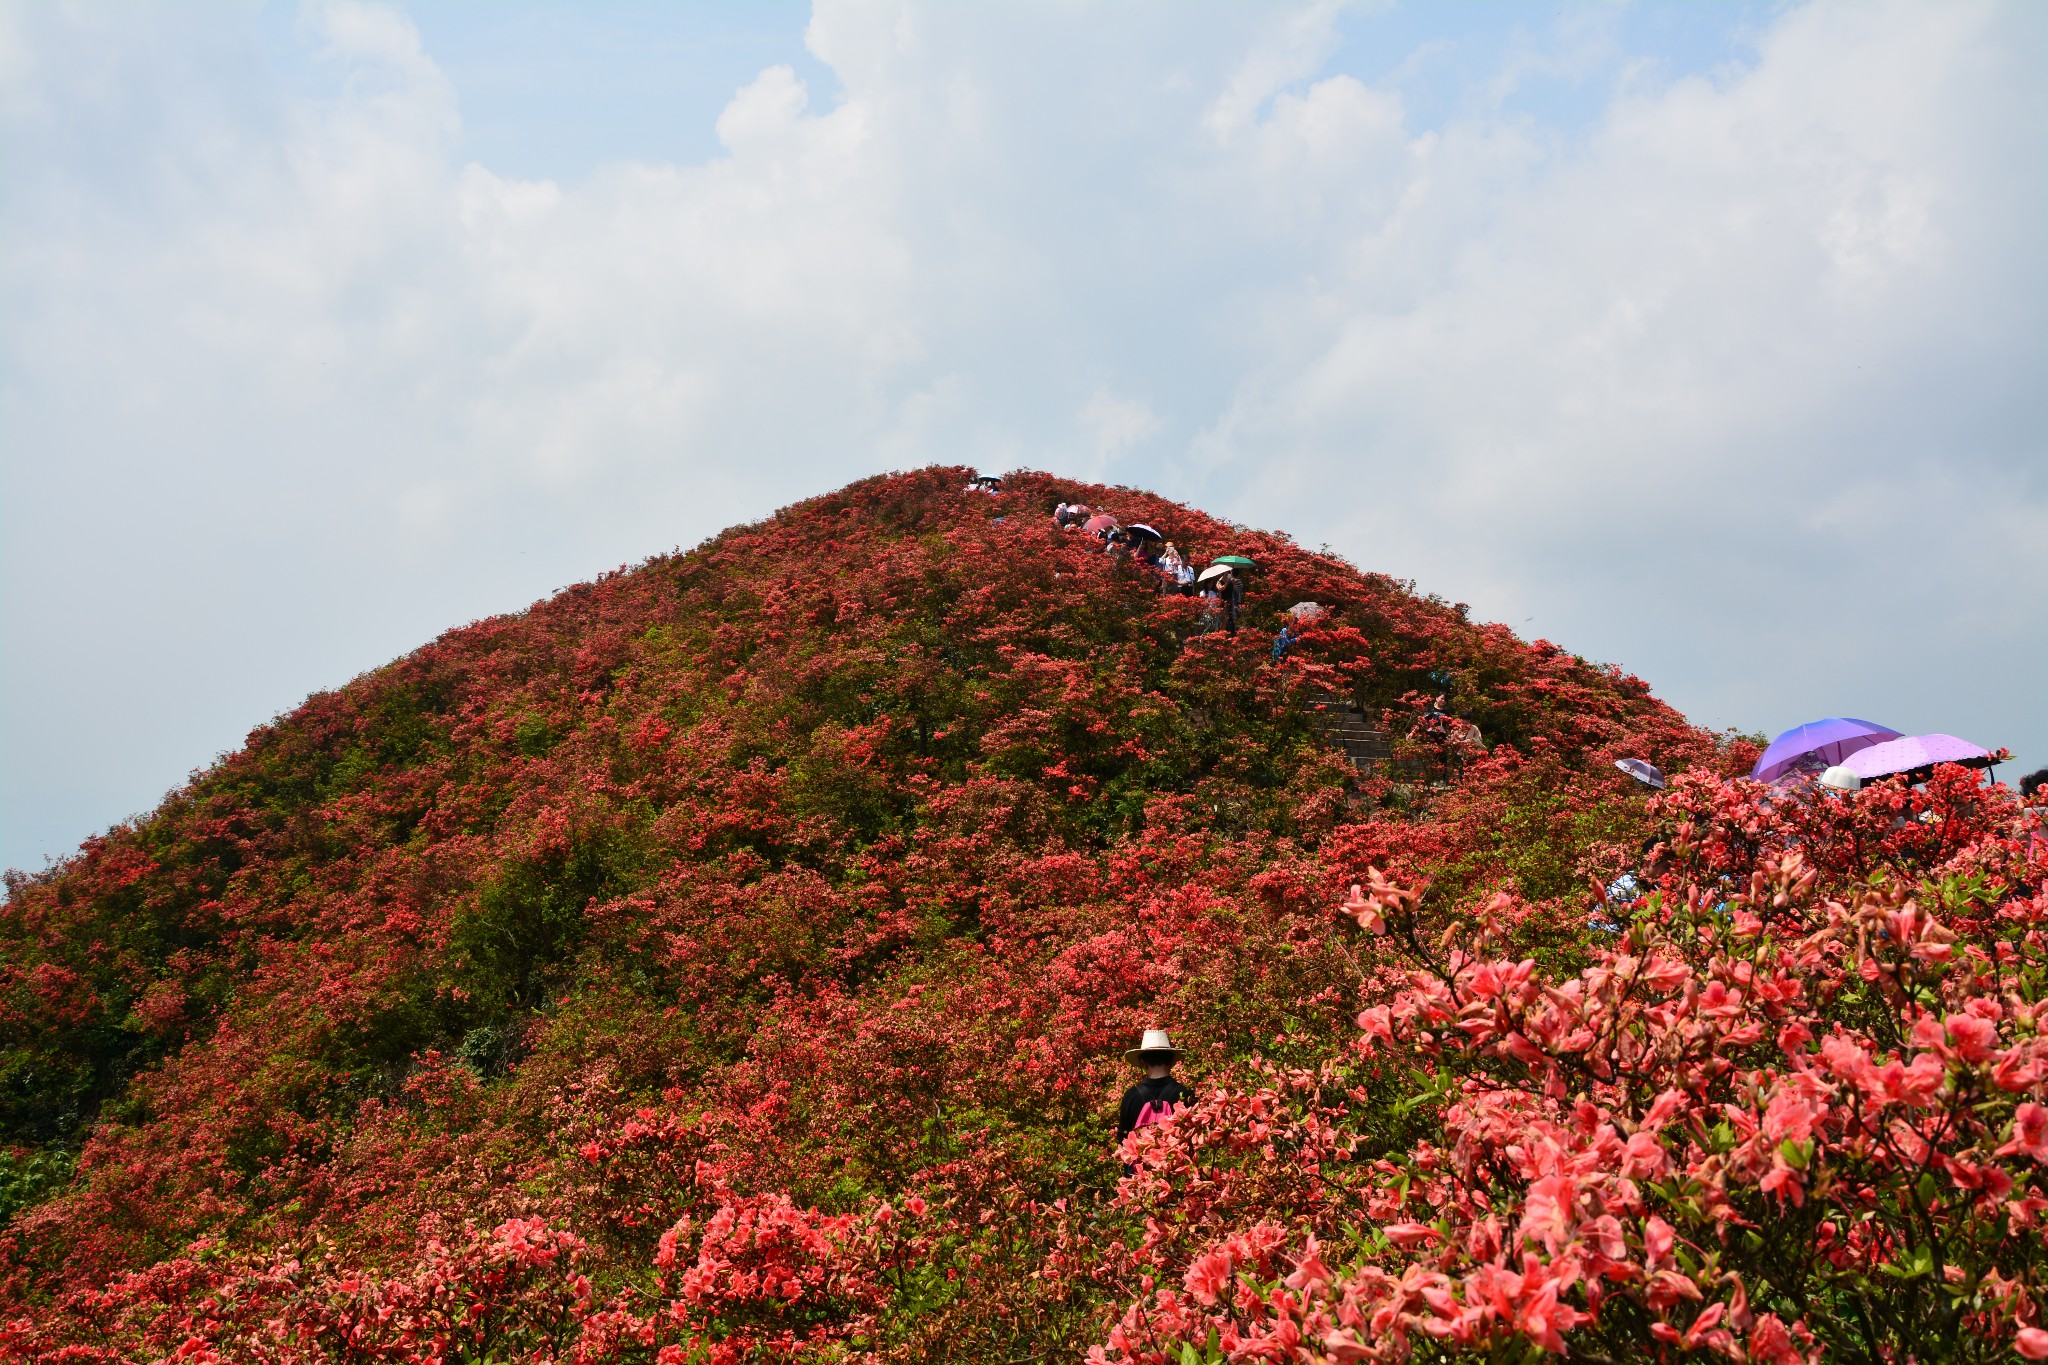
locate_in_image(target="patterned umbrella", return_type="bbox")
[1842,734,1992,780]
[1615,758,1667,790]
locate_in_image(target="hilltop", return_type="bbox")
[3,468,2042,1363]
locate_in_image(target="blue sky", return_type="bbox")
[2,0,2043,873]
[260,1,836,175]
[340,1,1782,182]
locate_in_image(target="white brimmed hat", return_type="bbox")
[1125,1028,1182,1064]
[1819,765,1862,793]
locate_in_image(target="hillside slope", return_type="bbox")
[3,469,2041,1363]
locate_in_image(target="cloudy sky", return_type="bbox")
[3,0,2043,873]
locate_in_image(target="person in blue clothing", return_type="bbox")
[1592,835,1661,932]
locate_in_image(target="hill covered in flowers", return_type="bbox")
[2,468,2043,1363]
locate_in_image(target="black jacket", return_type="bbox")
[1118,1075,1193,1139]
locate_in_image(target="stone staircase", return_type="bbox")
[1303,694,1392,772]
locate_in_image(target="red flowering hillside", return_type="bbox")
[2,468,2041,1363]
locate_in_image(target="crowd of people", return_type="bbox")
[1049,495,1245,632]
[987,479,1491,758]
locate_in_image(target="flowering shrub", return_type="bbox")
[1098,771,2048,1363]
[656,1192,886,1360]
[6,467,2008,1363]
[13,1216,603,1364]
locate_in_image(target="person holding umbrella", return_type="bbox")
[1195,564,1234,633]
[1195,557,1252,633]
[1124,523,1165,572]
[1083,513,1121,541]
[1215,557,1254,632]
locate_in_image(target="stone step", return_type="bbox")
[1302,696,1392,771]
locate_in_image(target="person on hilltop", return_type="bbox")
[2023,769,2047,858]
[1160,542,1193,595]
[1593,834,1662,932]
[1416,692,1451,746]
[1196,566,1244,635]
[1412,691,1485,781]
[1196,570,1229,634]
[1118,1029,1193,1142]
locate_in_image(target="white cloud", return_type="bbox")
[1204,0,1351,141]
[1079,389,1163,469]
[2,0,2043,870]
[1194,0,2045,757]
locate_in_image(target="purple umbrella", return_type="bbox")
[1751,718,1902,785]
[1842,733,1992,780]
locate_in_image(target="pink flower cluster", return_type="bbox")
[1100,768,2048,1362]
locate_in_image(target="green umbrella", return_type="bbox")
[1213,555,1257,570]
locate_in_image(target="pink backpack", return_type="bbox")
[1132,1099,1179,1130]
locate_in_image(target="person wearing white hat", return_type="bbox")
[1117,1029,1193,1141]
[1819,766,1861,795]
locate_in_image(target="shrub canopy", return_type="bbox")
[3,468,2038,1363]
